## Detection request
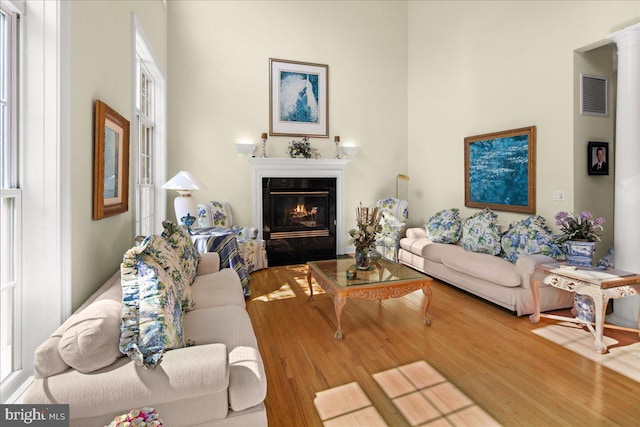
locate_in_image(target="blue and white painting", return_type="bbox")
[468,135,529,207]
[279,71,319,123]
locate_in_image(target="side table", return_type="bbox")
[529,263,640,353]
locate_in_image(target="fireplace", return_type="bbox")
[263,177,336,265]
[250,157,349,266]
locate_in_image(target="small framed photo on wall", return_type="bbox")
[588,141,609,176]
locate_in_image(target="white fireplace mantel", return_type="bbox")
[249,157,351,256]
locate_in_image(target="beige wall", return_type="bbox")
[574,45,617,262]
[70,0,167,309]
[407,1,637,235]
[167,1,409,233]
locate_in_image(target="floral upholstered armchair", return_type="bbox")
[374,197,409,262]
[196,201,268,273]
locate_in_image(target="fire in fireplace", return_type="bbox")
[263,178,336,265]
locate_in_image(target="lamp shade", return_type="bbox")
[162,171,208,192]
[162,171,207,224]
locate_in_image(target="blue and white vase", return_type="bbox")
[355,248,371,270]
[564,240,596,267]
[574,294,595,323]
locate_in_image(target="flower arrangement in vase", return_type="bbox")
[348,204,382,269]
[287,135,320,159]
[555,211,605,267]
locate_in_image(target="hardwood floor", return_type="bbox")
[246,264,640,426]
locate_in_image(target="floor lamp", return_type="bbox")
[162,171,207,225]
[396,174,409,199]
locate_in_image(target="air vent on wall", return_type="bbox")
[581,73,608,117]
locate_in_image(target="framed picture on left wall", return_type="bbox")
[93,100,130,220]
[269,58,329,137]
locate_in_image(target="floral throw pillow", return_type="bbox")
[161,221,199,287]
[461,208,502,255]
[120,247,185,368]
[425,208,462,243]
[142,235,195,312]
[500,215,563,263]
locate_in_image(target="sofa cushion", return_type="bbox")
[400,237,465,263]
[33,333,70,379]
[184,306,266,412]
[58,299,123,373]
[144,234,195,311]
[425,208,462,243]
[120,246,185,368]
[461,208,502,255]
[441,250,521,288]
[197,201,233,228]
[501,215,563,263]
[405,227,428,239]
[191,268,246,309]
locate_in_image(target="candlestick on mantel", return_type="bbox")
[334,136,340,159]
[261,132,268,158]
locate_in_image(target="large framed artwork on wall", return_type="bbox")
[269,58,328,137]
[93,99,130,220]
[464,126,536,214]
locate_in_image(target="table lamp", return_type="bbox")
[396,173,409,199]
[162,171,207,223]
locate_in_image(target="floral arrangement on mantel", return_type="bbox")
[287,135,320,159]
[348,204,382,252]
[555,211,605,243]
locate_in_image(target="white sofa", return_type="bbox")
[399,227,574,315]
[24,249,267,426]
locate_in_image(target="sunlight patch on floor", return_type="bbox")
[314,361,500,426]
[533,322,640,383]
[374,361,499,426]
[251,283,297,302]
[298,278,325,298]
[314,382,386,426]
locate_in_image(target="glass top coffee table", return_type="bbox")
[307,257,433,339]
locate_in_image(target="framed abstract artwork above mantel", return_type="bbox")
[464,126,536,214]
[269,58,328,137]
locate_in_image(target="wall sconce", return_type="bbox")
[235,142,256,157]
[396,173,409,199]
[162,171,207,223]
[341,146,359,158]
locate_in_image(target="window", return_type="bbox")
[136,63,155,236]
[1,0,68,403]
[0,2,21,384]
[133,16,166,237]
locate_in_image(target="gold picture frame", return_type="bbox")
[93,100,130,220]
[464,126,536,214]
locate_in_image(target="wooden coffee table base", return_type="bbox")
[307,267,432,340]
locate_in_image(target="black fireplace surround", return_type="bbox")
[262,177,337,266]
